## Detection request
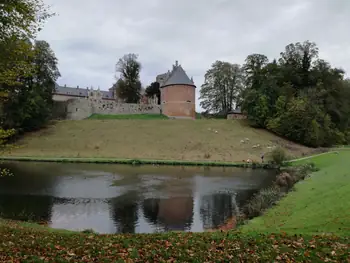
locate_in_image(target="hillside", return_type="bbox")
[4,119,314,162]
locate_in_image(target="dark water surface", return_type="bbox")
[0,162,276,233]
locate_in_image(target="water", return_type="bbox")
[0,162,276,233]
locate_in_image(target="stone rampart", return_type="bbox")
[64,98,162,120]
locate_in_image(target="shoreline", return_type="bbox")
[0,149,340,167]
[0,156,276,168]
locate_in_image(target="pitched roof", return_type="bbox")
[54,83,113,99]
[160,62,195,88]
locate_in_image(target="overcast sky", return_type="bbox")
[38,0,350,111]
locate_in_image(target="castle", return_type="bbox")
[53,61,196,120]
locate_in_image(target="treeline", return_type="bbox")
[200,41,350,147]
[0,1,60,145]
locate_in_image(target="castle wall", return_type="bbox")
[64,98,162,120]
[161,85,196,119]
[52,94,84,101]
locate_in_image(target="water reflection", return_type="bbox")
[0,162,276,233]
[200,193,237,230]
[110,192,139,233]
[143,197,194,232]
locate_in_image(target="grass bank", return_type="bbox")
[0,220,348,262]
[0,156,273,168]
[2,119,313,162]
[87,113,168,120]
[241,150,350,236]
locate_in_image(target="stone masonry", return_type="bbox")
[66,98,161,120]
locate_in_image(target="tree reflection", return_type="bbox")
[0,194,54,222]
[200,193,238,230]
[109,192,139,233]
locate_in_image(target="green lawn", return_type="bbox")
[242,150,350,236]
[87,113,168,120]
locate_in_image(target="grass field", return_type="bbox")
[3,119,314,162]
[87,113,169,120]
[242,150,350,236]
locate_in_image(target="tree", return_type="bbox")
[199,61,244,114]
[0,0,54,86]
[145,82,160,104]
[2,40,60,132]
[115,53,142,103]
[278,41,319,90]
[241,40,350,147]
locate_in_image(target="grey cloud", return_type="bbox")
[39,0,350,111]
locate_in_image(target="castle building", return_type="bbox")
[52,60,196,119]
[53,84,114,101]
[157,61,196,119]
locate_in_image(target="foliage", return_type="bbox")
[270,146,287,166]
[242,185,281,219]
[0,0,54,86]
[200,61,244,114]
[241,41,350,147]
[0,128,16,148]
[1,40,60,132]
[0,221,349,262]
[145,81,161,104]
[115,53,142,103]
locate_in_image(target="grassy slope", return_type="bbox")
[3,119,313,162]
[242,150,350,236]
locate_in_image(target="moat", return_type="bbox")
[0,162,276,233]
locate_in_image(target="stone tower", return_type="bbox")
[159,61,196,119]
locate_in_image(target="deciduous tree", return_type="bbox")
[2,40,60,132]
[0,0,54,86]
[199,61,244,114]
[115,53,142,103]
[145,82,160,104]
[241,40,350,147]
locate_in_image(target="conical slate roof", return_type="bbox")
[160,61,195,88]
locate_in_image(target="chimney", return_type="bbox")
[77,85,79,89]
[175,60,178,66]
[64,84,66,87]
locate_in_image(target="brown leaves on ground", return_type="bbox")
[0,224,349,262]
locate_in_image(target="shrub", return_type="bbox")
[275,172,294,189]
[204,153,211,159]
[270,146,287,166]
[242,185,281,219]
[0,128,16,149]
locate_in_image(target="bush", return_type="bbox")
[270,146,287,166]
[0,128,16,148]
[242,185,281,219]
